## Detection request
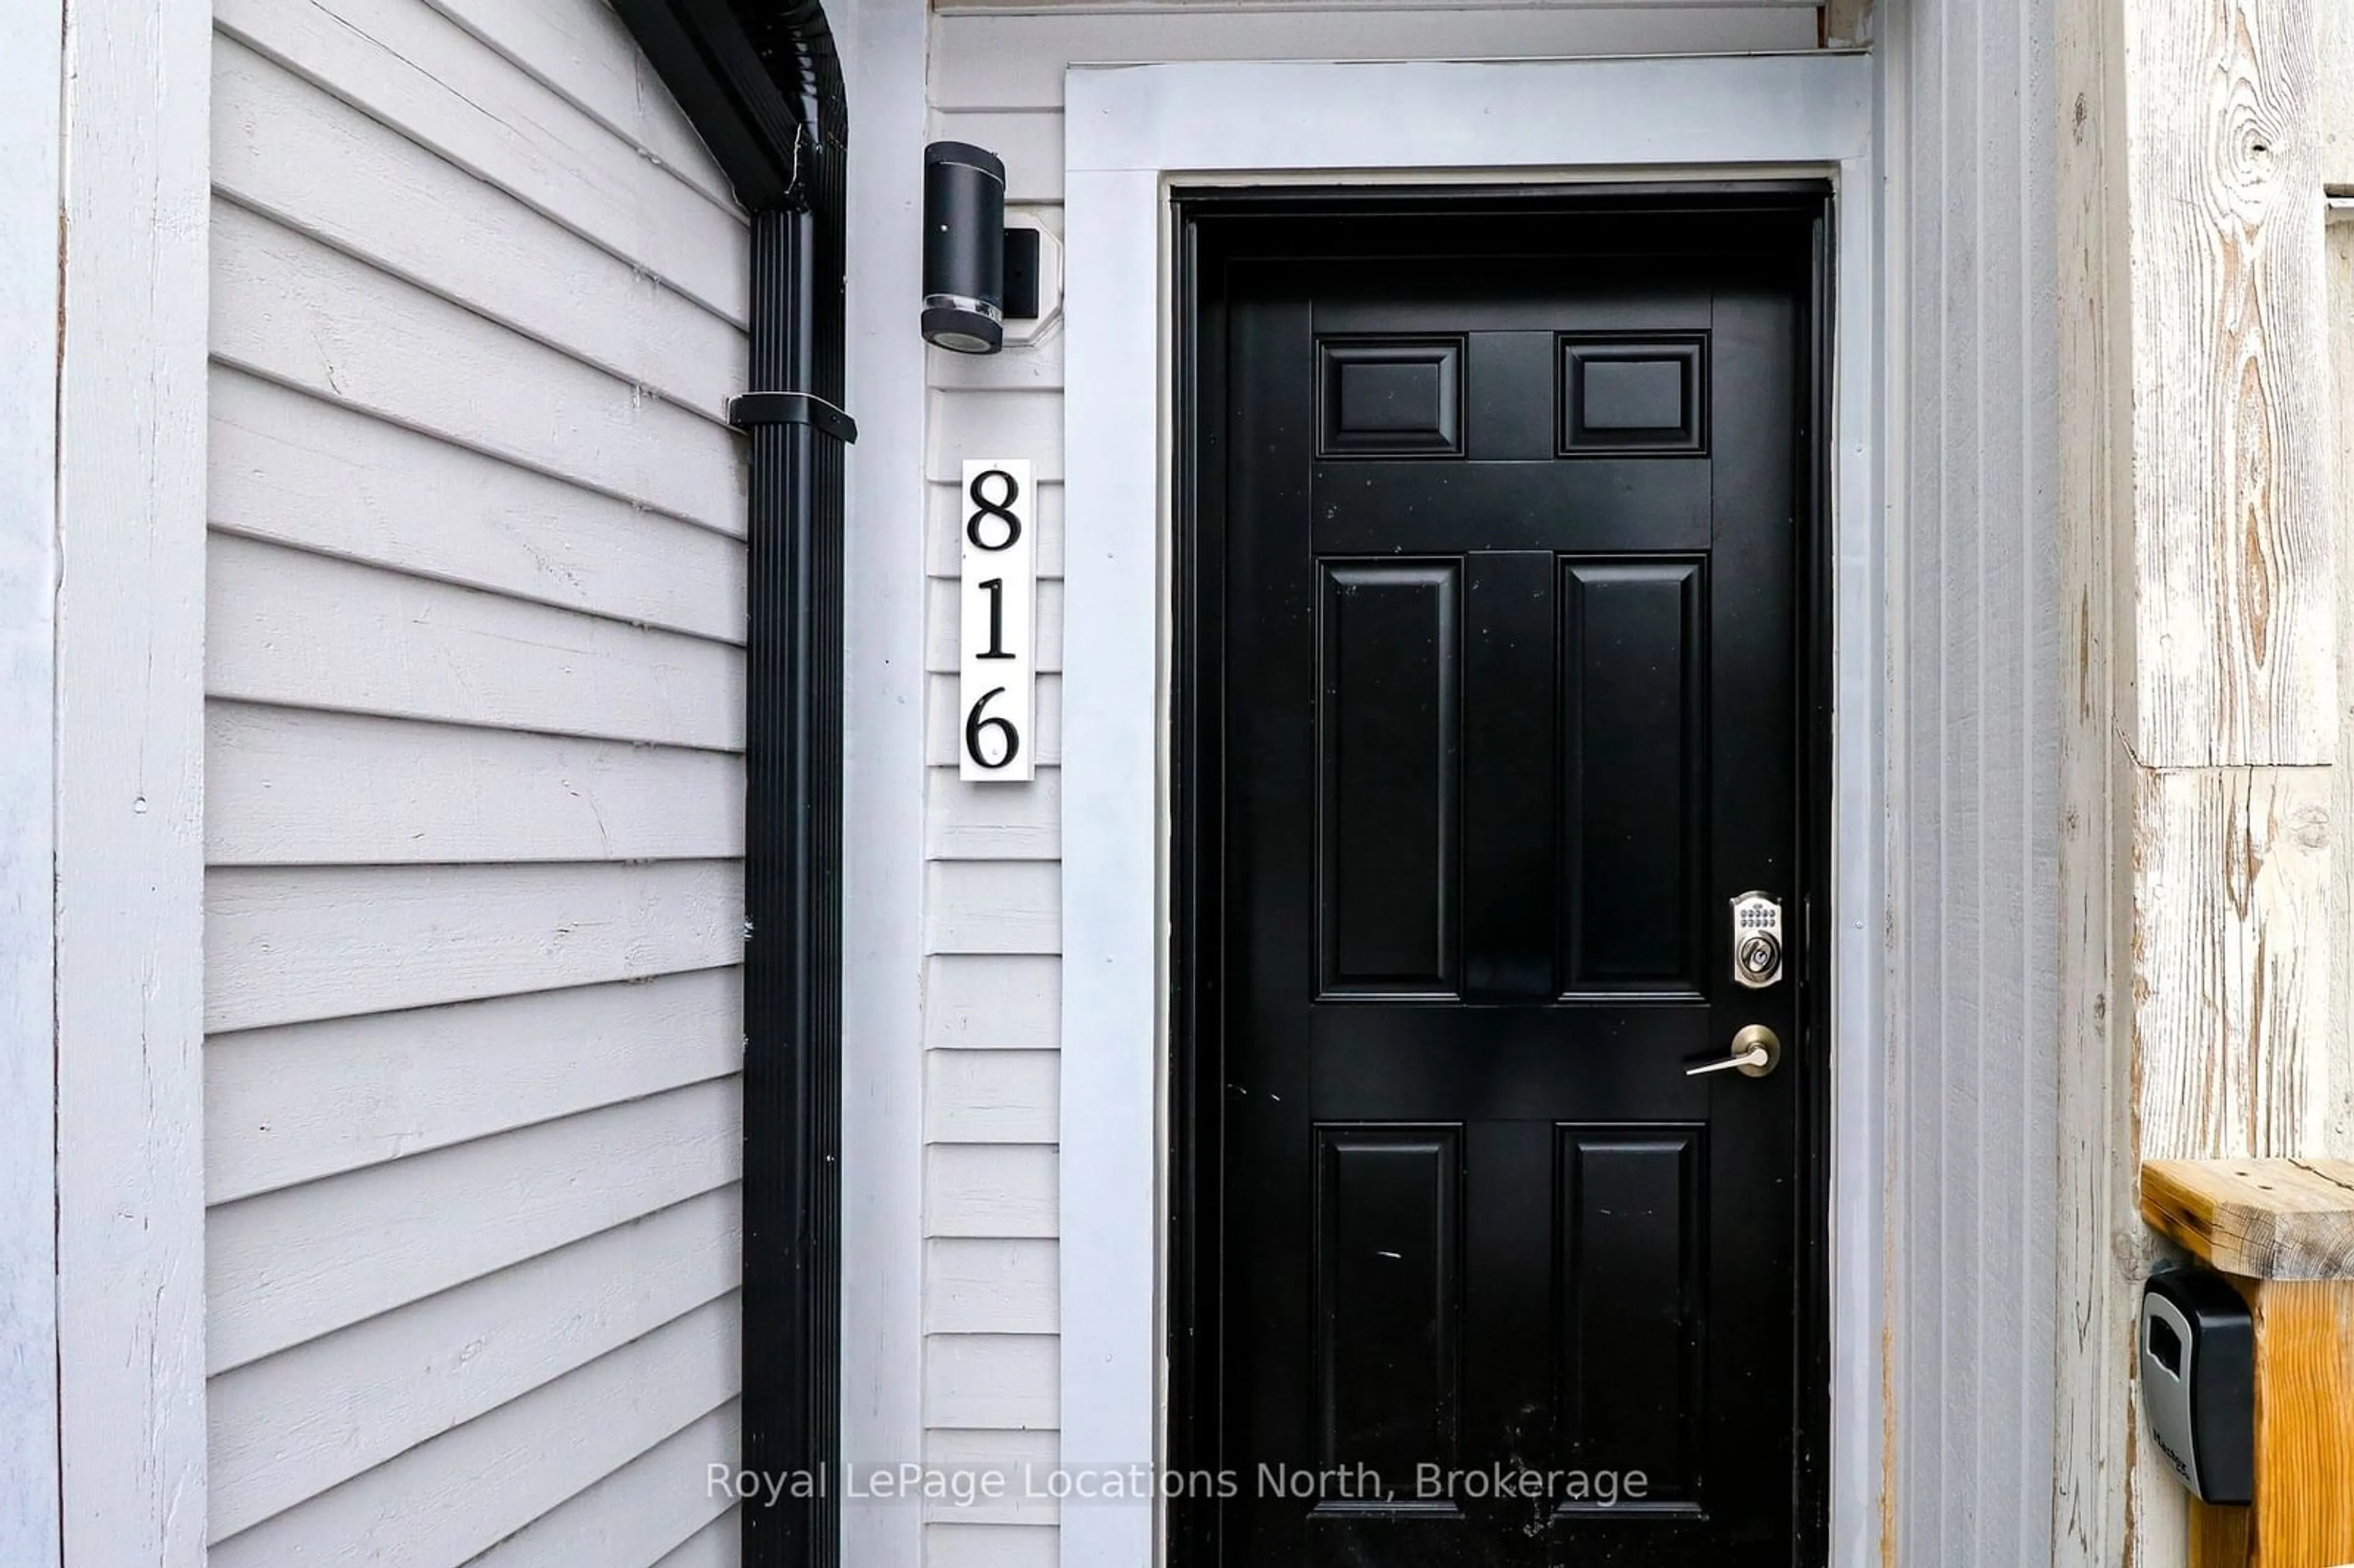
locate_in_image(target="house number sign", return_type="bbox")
[958,459,1035,781]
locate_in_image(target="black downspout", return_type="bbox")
[608,6,849,1567]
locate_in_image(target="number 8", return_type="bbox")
[967,467,1023,550]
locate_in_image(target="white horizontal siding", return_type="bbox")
[658,1512,742,1568]
[913,8,1825,1566]
[213,0,747,316]
[205,861,744,1032]
[208,1187,740,1534]
[206,970,741,1201]
[464,1400,741,1568]
[923,1428,1061,1526]
[204,1,745,1561]
[208,1293,739,1568]
[210,366,747,634]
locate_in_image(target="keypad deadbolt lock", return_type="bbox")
[1731,892,1784,989]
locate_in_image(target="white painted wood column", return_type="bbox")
[839,4,933,1568]
[0,2,64,1561]
[51,0,213,1559]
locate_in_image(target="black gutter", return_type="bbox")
[609,5,848,1567]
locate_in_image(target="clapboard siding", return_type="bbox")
[926,1051,1059,1141]
[208,1294,739,1568]
[423,0,737,207]
[205,861,745,1032]
[208,1187,739,1536]
[206,705,744,867]
[924,1336,1059,1431]
[214,39,743,419]
[212,0,747,317]
[924,956,1062,1051]
[212,202,743,530]
[926,1144,1059,1239]
[925,1239,1060,1334]
[463,1400,741,1568]
[661,1513,741,1568]
[206,970,741,1201]
[928,769,1061,859]
[923,1428,1061,1525]
[926,389,1065,482]
[923,1524,1060,1568]
[207,1078,741,1373]
[913,15,1819,1566]
[204,5,746,1562]
[208,536,744,747]
[925,861,1061,955]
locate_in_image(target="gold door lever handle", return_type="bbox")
[1685,1024,1781,1079]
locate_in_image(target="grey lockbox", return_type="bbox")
[2139,1268,2255,1505]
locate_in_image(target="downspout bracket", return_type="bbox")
[731,390,859,444]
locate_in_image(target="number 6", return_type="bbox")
[964,685,1021,770]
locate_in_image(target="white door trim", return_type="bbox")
[1060,51,1884,1568]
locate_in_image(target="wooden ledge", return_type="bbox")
[2142,1159,2354,1281]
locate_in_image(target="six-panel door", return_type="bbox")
[1203,215,1816,1568]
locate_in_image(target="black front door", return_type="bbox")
[1176,196,1829,1568]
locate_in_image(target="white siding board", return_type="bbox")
[929,112,1064,202]
[205,860,744,1033]
[929,480,1062,575]
[926,1144,1059,1239]
[208,1187,739,1537]
[925,390,1064,482]
[462,1400,739,1568]
[926,1051,1059,1143]
[207,705,744,868]
[206,970,741,1201]
[925,861,1062,954]
[420,0,738,207]
[655,1512,739,1568]
[208,1294,739,1568]
[930,676,1061,766]
[925,1240,1059,1334]
[923,1336,1058,1431]
[922,1524,1059,1568]
[211,202,744,530]
[928,768,1062,860]
[212,0,748,318]
[928,338,1066,394]
[213,39,744,419]
[210,367,747,630]
[207,535,744,751]
[928,8,1816,108]
[924,956,1062,1052]
[922,1428,1060,1525]
[206,1079,741,1374]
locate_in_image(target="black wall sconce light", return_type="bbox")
[923,140,1043,355]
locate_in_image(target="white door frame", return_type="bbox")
[1059,51,1884,1568]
